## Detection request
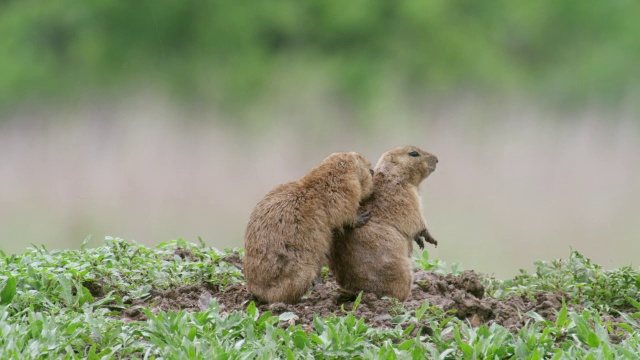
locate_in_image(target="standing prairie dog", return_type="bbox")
[329,146,438,301]
[243,152,374,304]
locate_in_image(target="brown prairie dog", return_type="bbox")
[243,152,374,304]
[329,146,438,301]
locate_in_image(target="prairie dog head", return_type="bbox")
[352,152,374,200]
[374,146,438,186]
[321,152,374,200]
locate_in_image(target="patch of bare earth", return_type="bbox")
[212,270,568,333]
[95,253,575,333]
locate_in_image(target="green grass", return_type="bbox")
[1,237,640,359]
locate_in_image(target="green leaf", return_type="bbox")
[453,327,462,344]
[439,349,455,360]
[618,323,634,333]
[403,323,415,336]
[398,339,414,351]
[616,346,640,359]
[313,314,325,334]
[285,348,295,360]
[352,291,363,312]
[572,313,590,341]
[27,265,38,279]
[310,334,324,345]
[142,308,158,322]
[556,299,567,328]
[0,275,17,305]
[530,349,541,360]
[391,314,410,324]
[187,327,197,341]
[587,332,600,348]
[256,311,275,326]
[626,296,640,311]
[57,274,74,306]
[415,301,429,321]
[246,301,257,319]
[459,341,474,358]
[278,312,297,322]
[291,331,309,349]
[550,351,563,360]
[381,348,398,360]
[81,235,92,251]
[514,339,528,359]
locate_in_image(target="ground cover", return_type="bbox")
[1,237,640,359]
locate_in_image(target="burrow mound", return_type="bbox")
[102,250,567,332]
[213,270,566,333]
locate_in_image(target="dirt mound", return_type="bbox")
[209,270,566,332]
[114,255,567,332]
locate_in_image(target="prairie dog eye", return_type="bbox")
[408,151,420,157]
[369,169,374,176]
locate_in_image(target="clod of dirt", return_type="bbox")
[163,248,197,262]
[484,292,565,331]
[162,248,198,261]
[122,307,146,322]
[82,279,106,298]
[409,270,493,323]
[221,251,243,270]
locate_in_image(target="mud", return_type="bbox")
[107,253,573,333]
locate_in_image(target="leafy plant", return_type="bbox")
[483,249,640,314]
[415,250,463,275]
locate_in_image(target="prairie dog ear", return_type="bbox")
[374,154,397,172]
[374,155,388,171]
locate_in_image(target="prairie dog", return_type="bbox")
[244,152,374,303]
[329,146,438,301]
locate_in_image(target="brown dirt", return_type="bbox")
[162,248,197,262]
[106,253,572,332]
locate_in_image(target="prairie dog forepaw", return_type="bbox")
[418,229,438,247]
[354,209,372,228]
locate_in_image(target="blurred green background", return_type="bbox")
[1,1,639,278]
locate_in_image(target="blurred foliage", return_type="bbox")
[1,0,639,113]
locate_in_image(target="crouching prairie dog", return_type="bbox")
[243,152,374,304]
[329,146,438,301]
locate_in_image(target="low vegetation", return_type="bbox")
[2,2,639,111]
[1,237,640,359]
